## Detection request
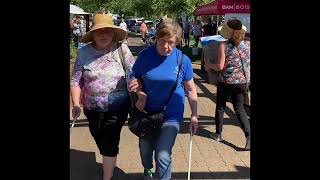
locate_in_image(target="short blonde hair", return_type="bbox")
[156,18,182,44]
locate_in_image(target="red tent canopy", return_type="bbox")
[195,0,250,16]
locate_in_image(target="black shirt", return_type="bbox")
[203,24,216,36]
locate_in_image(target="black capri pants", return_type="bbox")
[84,109,128,157]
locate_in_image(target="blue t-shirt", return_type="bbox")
[132,46,193,122]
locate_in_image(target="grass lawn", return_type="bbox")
[179,35,203,65]
[189,35,202,48]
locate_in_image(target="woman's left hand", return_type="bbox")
[128,78,141,92]
[189,115,199,135]
[135,91,147,112]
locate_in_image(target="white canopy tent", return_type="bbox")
[70,4,90,15]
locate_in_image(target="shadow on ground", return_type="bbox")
[70,116,246,154]
[70,149,250,180]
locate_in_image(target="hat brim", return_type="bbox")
[218,23,246,39]
[80,24,127,43]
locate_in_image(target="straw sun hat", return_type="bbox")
[81,12,127,43]
[218,18,247,39]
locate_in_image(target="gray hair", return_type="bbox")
[156,18,182,44]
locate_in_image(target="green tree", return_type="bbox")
[70,0,105,13]
[132,0,155,18]
[70,0,214,18]
[185,0,213,16]
[107,0,135,17]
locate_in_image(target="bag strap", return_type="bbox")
[118,43,183,111]
[117,42,126,73]
[162,52,183,111]
[236,46,249,86]
[117,43,138,108]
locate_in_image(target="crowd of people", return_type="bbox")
[70,16,86,48]
[70,14,224,49]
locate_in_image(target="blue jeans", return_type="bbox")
[139,122,180,180]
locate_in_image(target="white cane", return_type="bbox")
[188,129,193,180]
[70,117,77,134]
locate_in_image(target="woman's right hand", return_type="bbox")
[72,105,81,119]
[135,91,147,112]
[128,78,141,92]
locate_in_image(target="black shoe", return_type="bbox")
[244,136,250,150]
[210,133,222,142]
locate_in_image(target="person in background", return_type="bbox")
[140,19,148,44]
[177,17,184,47]
[183,16,191,47]
[119,17,129,43]
[72,17,81,48]
[202,18,214,36]
[205,18,251,150]
[193,20,202,47]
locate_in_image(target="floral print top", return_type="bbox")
[218,40,250,84]
[71,43,135,111]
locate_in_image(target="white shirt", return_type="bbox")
[119,22,128,32]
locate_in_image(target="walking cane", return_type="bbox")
[70,117,77,134]
[188,129,193,180]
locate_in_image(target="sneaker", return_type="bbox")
[144,168,153,180]
[210,132,222,142]
[244,136,250,151]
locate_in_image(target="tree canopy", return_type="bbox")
[71,0,213,19]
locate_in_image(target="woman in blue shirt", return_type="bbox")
[129,18,198,180]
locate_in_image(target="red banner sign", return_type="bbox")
[195,0,250,16]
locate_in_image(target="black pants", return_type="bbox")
[215,83,250,137]
[194,35,201,47]
[184,33,190,47]
[141,32,146,43]
[84,109,128,157]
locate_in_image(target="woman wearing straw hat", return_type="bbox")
[205,18,251,150]
[70,13,140,180]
